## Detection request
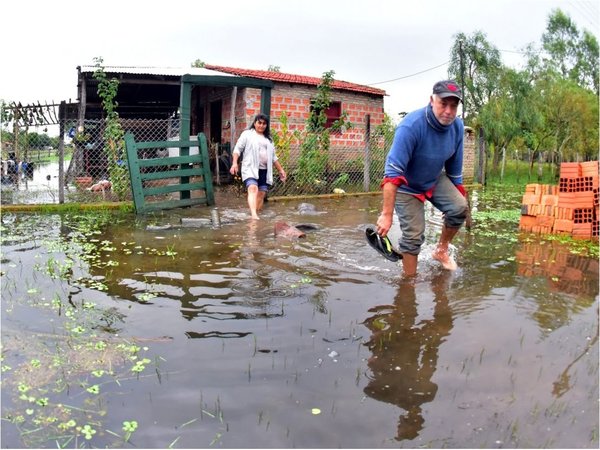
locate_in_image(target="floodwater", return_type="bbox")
[0,160,67,205]
[1,191,598,448]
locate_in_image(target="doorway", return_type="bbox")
[210,101,222,144]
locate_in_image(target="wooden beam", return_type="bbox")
[181,74,273,89]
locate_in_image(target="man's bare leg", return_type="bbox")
[432,225,460,270]
[401,253,419,277]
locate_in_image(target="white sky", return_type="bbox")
[1,0,598,125]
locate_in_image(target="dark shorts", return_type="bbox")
[244,169,269,192]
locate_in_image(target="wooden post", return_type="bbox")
[363,114,371,191]
[477,127,486,185]
[58,101,66,203]
[230,87,237,146]
[12,108,20,161]
[260,87,271,116]
[179,81,192,199]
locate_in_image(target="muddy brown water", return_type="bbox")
[1,192,598,448]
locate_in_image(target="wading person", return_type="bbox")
[229,114,286,219]
[376,80,468,276]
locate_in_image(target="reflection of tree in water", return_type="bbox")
[363,273,454,441]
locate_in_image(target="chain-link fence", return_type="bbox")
[1,117,395,206]
[5,114,575,209]
[7,114,542,208]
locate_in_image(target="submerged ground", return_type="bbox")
[1,190,598,448]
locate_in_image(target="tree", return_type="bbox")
[533,75,599,162]
[542,9,599,94]
[478,67,541,170]
[448,31,503,124]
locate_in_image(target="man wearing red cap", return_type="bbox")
[376,80,469,276]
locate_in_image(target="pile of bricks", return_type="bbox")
[519,161,599,240]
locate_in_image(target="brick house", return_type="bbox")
[201,64,387,151]
[76,65,387,178]
[76,64,474,183]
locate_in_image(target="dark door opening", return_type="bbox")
[210,101,222,144]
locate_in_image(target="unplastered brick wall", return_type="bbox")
[239,85,385,149]
[463,129,475,183]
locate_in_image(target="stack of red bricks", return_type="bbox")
[519,161,599,240]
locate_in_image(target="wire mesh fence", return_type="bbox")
[1,117,395,206]
[6,115,556,208]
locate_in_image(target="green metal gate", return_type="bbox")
[125,132,214,213]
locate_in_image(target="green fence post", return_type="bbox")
[124,132,145,213]
[198,133,215,205]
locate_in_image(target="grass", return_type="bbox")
[484,160,560,187]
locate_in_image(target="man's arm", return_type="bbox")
[376,182,398,237]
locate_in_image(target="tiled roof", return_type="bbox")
[204,64,386,96]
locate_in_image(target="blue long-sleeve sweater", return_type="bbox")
[384,104,464,194]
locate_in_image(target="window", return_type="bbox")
[324,102,342,128]
[310,101,343,129]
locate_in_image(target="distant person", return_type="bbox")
[376,80,468,276]
[229,114,286,219]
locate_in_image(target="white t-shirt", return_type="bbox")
[258,135,269,169]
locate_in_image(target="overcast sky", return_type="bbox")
[1,0,598,125]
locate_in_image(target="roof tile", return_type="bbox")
[204,64,386,96]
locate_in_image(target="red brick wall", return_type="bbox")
[240,84,385,148]
[463,128,476,183]
[194,84,475,182]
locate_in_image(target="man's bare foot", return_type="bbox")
[251,215,260,220]
[432,249,457,271]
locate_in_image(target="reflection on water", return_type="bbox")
[516,238,599,297]
[1,160,67,204]
[1,192,598,448]
[363,273,454,441]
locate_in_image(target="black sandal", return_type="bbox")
[365,227,403,262]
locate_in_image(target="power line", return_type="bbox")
[367,61,450,86]
[567,0,599,32]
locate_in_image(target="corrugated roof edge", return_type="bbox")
[77,64,385,96]
[78,66,234,77]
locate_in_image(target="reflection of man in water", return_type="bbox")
[363,273,454,441]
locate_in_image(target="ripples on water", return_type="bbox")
[1,193,598,448]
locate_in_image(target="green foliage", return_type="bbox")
[478,67,542,170]
[531,75,599,161]
[332,172,350,187]
[93,57,130,201]
[486,159,558,186]
[449,10,599,169]
[191,59,205,68]
[542,8,599,94]
[448,31,503,124]
[295,70,353,190]
[271,111,299,171]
